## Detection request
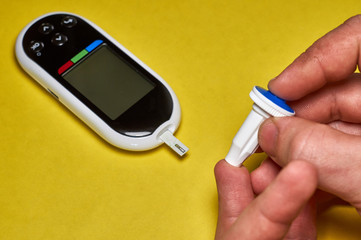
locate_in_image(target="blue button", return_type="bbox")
[85,40,103,52]
[255,86,294,113]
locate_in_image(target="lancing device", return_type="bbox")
[225,86,295,167]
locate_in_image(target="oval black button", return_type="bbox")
[61,16,77,28]
[51,33,68,46]
[29,41,44,52]
[38,23,54,34]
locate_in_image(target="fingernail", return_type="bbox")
[268,77,277,85]
[258,118,278,158]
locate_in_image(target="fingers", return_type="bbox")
[251,158,280,195]
[251,158,317,239]
[283,196,317,240]
[268,15,361,101]
[328,121,361,136]
[214,160,254,239]
[288,74,361,124]
[315,190,350,214]
[223,161,317,240]
[258,116,361,209]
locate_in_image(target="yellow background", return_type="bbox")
[1,0,361,239]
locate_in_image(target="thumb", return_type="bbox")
[258,117,361,212]
[214,160,254,239]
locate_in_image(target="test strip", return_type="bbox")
[160,130,189,156]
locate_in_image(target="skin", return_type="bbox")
[215,15,361,239]
[214,160,317,239]
[260,15,361,213]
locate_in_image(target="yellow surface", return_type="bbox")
[1,0,361,239]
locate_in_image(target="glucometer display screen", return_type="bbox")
[63,44,155,120]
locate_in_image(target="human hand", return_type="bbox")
[214,159,317,240]
[258,15,361,213]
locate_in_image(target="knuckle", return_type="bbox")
[344,14,361,26]
[285,124,327,162]
[342,15,361,36]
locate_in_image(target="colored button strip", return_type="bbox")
[58,40,103,75]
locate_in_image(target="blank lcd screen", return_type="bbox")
[63,44,155,120]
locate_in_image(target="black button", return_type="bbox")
[29,41,44,52]
[38,23,54,34]
[51,33,68,46]
[61,16,77,28]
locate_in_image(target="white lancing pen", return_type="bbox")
[225,86,295,167]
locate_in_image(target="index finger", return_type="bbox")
[223,161,318,240]
[269,15,361,100]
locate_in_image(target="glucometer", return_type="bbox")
[15,12,188,156]
[225,86,295,166]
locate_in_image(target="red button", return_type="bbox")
[58,60,74,75]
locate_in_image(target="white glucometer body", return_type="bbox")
[225,86,295,166]
[16,12,188,155]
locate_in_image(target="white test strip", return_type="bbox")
[159,130,189,156]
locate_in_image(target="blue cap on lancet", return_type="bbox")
[255,86,294,114]
[225,86,295,167]
[250,86,295,117]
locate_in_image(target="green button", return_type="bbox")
[71,49,88,63]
